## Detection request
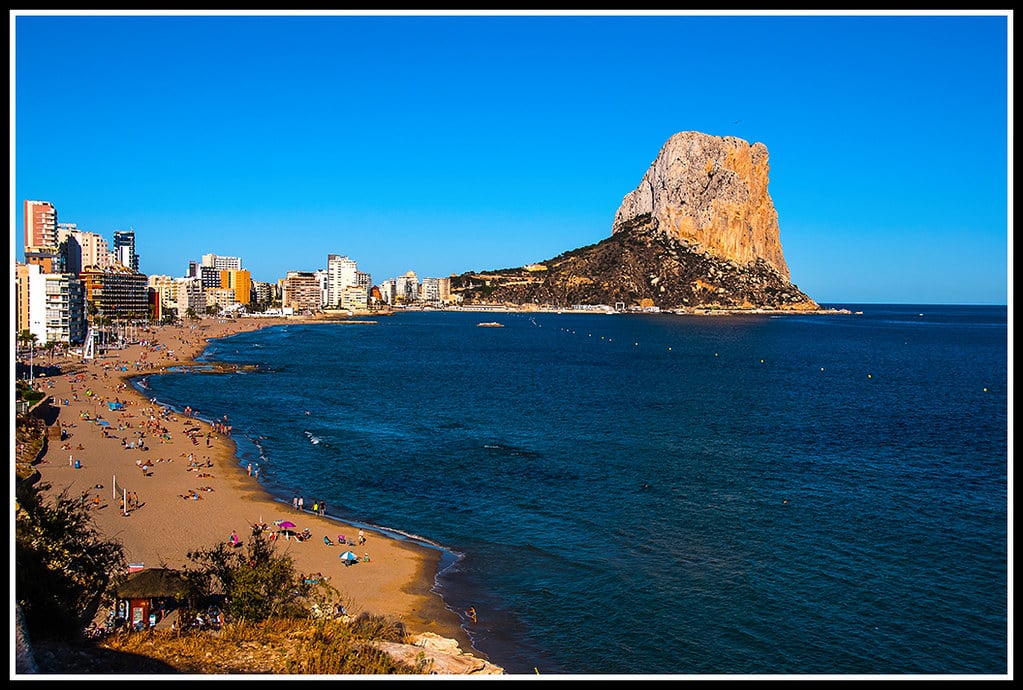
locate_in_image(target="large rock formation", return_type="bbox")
[450,131,818,311]
[612,131,790,281]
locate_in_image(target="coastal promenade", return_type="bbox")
[26,316,476,658]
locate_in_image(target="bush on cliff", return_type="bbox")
[15,480,126,642]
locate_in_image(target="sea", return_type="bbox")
[135,304,1009,677]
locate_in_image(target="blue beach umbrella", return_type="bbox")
[339,551,358,563]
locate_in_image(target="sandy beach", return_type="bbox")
[28,316,476,657]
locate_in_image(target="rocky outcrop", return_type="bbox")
[450,131,818,311]
[15,605,39,674]
[373,632,505,675]
[450,222,817,311]
[613,131,790,280]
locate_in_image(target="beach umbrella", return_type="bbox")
[339,551,358,563]
[278,520,296,530]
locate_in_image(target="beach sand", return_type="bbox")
[29,316,476,657]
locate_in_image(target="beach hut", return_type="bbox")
[115,568,189,630]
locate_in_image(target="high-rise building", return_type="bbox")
[281,271,322,312]
[15,263,34,336]
[197,254,242,291]
[113,229,140,271]
[221,269,252,306]
[79,266,150,320]
[17,263,86,345]
[252,281,275,306]
[23,200,57,251]
[394,271,420,304]
[74,231,112,271]
[326,254,359,308]
[176,277,206,317]
[201,253,242,271]
[421,277,451,304]
[199,265,222,291]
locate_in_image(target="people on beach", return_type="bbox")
[32,317,477,658]
[466,607,477,623]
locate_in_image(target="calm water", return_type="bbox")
[138,304,1009,676]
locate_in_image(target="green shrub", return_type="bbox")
[15,480,126,641]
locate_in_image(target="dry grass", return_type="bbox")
[93,616,426,675]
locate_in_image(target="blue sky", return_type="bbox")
[11,10,1011,305]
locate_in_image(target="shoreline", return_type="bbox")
[28,315,479,664]
[362,305,853,316]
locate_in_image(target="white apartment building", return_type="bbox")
[201,253,242,271]
[326,254,359,308]
[21,263,87,345]
[394,270,419,304]
[421,277,451,304]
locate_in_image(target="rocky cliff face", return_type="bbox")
[613,131,790,281]
[451,131,817,311]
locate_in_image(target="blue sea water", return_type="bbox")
[138,304,1009,676]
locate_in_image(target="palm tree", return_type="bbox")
[17,330,39,383]
[17,330,33,359]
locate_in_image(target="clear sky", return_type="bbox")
[11,10,1011,305]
